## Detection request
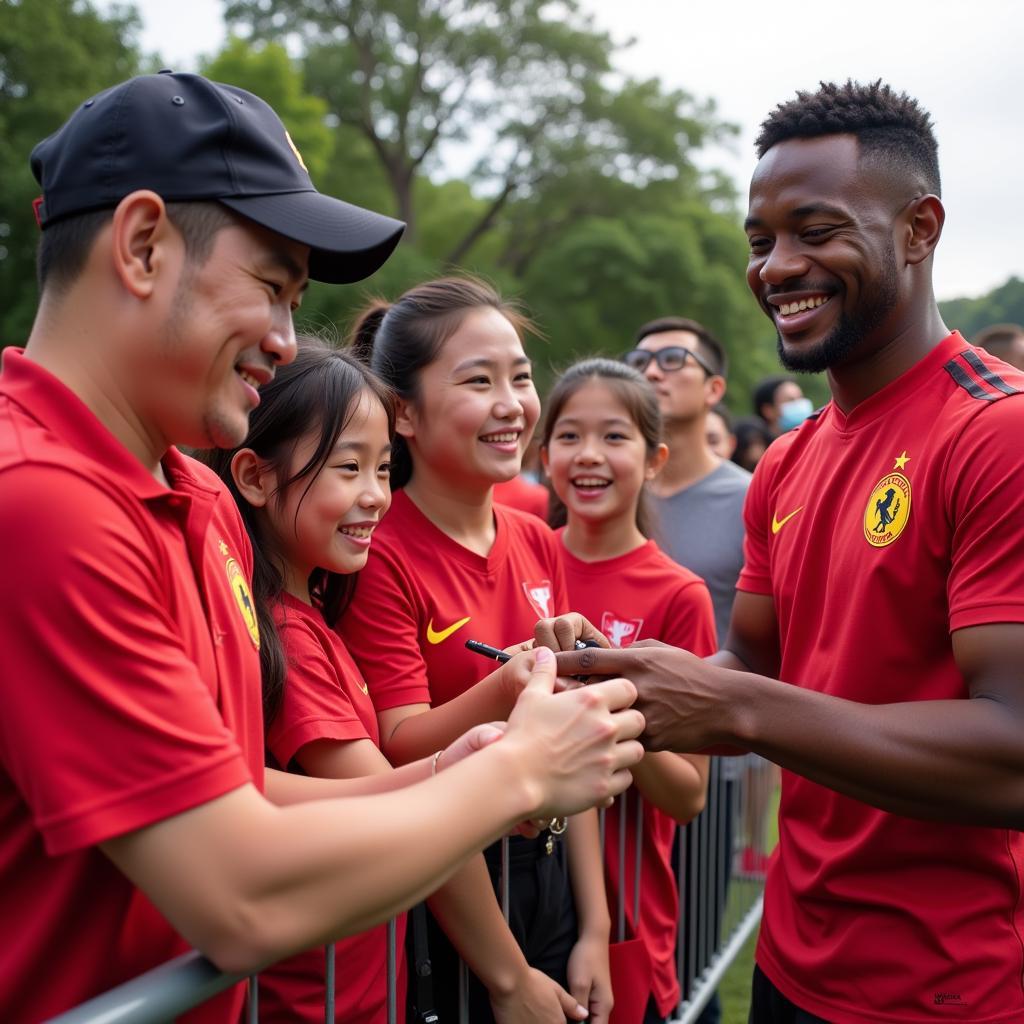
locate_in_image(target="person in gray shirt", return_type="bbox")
[623,317,750,641]
[623,316,752,1024]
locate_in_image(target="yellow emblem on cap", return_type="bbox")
[863,471,911,547]
[285,131,308,172]
[225,557,260,649]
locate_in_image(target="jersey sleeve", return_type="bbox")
[0,466,251,856]
[945,398,1024,631]
[736,449,775,597]
[340,542,433,710]
[269,612,373,768]
[661,579,718,657]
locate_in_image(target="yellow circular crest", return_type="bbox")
[225,557,260,649]
[863,472,911,547]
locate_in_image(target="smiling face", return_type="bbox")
[400,306,540,491]
[155,218,309,451]
[543,379,663,530]
[745,134,907,374]
[263,390,392,589]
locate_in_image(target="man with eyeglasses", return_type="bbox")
[623,318,750,1024]
[624,317,749,645]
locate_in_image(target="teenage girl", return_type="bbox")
[541,358,717,1024]
[202,341,592,1023]
[342,278,614,1024]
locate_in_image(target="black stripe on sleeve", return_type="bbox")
[943,358,998,401]
[960,349,1021,396]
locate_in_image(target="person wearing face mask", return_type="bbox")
[751,375,813,436]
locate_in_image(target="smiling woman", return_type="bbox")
[341,277,617,1024]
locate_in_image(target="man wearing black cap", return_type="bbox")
[0,72,644,1020]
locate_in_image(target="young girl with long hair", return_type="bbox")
[541,358,717,1024]
[342,278,615,1024]
[201,340,594,1023]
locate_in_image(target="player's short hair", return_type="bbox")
[634,316,728,378]
[37,201,238,296]
[755,79,941,197]
[973,323,1024,355]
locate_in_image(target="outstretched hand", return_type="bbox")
[554,640,737,753]
[506,646,644,819]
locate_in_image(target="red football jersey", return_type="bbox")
[558,534,716,1015]
[0,350,262,1021]
[258,594,405,1023]
[738,334,1024,1022]
[341,489,569,710]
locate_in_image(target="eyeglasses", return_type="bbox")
[622,346,715,376]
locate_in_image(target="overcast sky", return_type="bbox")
[125,0,1023,302]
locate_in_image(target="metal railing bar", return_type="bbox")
[45,951,244,1024]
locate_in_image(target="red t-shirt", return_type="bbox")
[0,349,262,1021]
[341,489,569,709]
[737,334,1024,1023]
[557,535,716,1016]
[258,593,406,1023]
[494,474,549,520]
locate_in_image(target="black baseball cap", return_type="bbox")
[30,71,405,284]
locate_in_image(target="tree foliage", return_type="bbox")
[939,277,1024,340]
[0,0,140,345]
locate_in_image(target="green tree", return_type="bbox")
[0,0,140,346]
[939,276,1024,340]
[223,0,733,256]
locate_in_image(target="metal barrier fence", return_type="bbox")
[48,757,776,1024]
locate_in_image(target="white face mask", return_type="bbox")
[778,397,813,431]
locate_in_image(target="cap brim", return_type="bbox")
[221,190,405,284]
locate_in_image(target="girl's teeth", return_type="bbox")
[482,433,518,443]
[573,478,609,488]
[339,526,372,538]
[779,296,829,316]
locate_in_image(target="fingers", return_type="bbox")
[581,675,638,714]
[521,645,557,695]
[554,981,588,1021]
[554,646,630,677]
[533,612,610,652]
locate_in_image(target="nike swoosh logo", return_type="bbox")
[771,506,804,534]
[426,616,472,645]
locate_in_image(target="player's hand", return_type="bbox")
[490,965,588,1023]
[506,647,644,819]
[554,640,735,752]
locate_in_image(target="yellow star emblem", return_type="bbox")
[893,451,910,471]
[218,540,230,556]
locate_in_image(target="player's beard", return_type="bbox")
[776,243,899,374]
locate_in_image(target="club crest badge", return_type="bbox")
[863,472,911,547]
[225,556,260,649]
[600,612,644,648]
[522,580,553,618]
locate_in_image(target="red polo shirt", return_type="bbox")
[0,349,263,1021]
[738,334,1024,1023]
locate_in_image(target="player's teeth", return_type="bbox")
[238,370,259,388]
[340,527,371,538]
[780,296,828,315]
